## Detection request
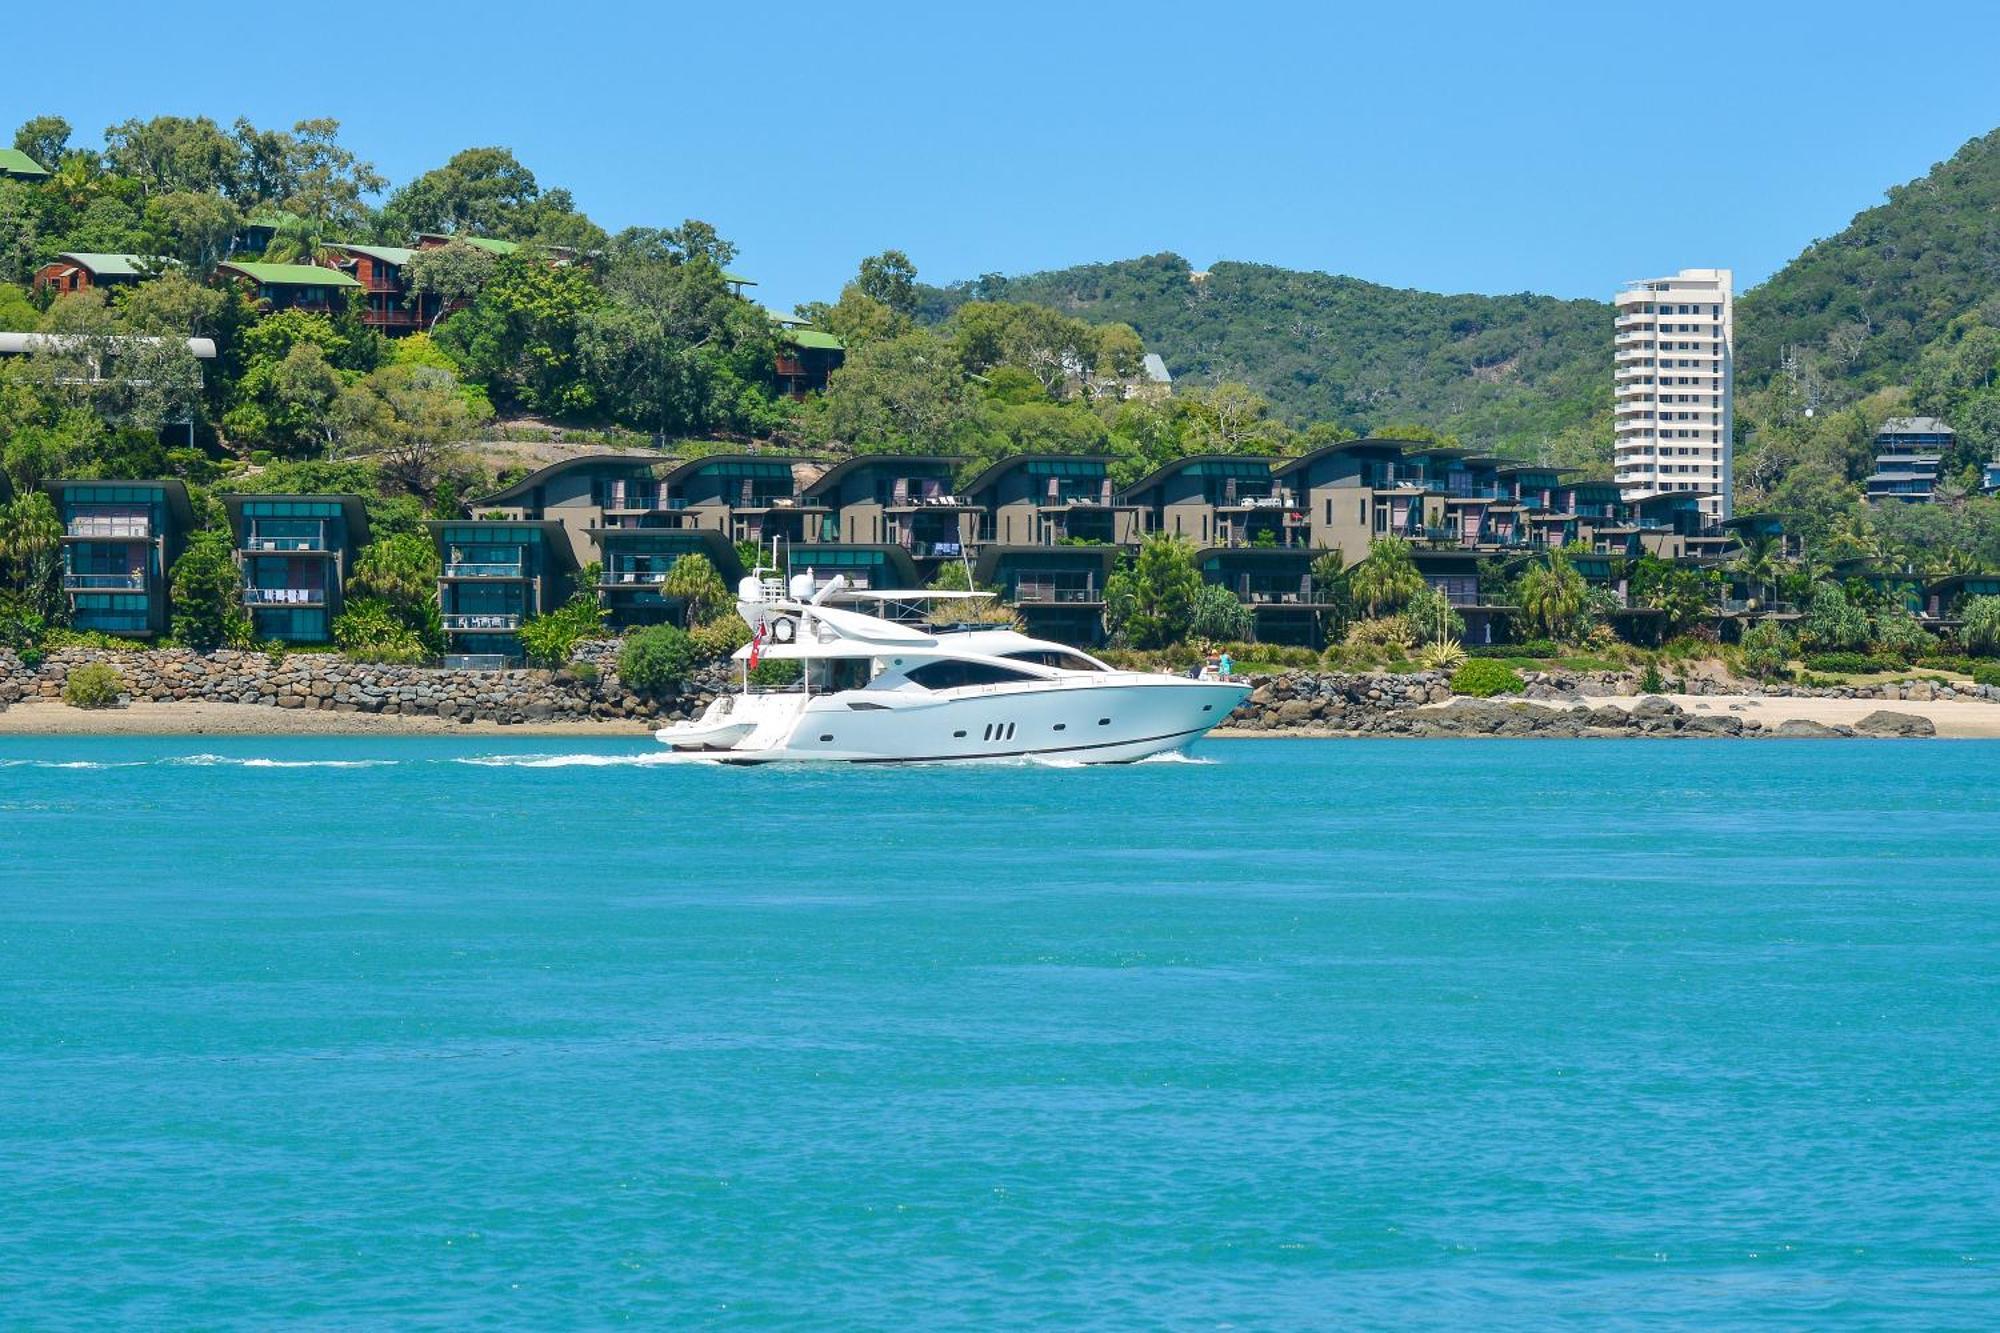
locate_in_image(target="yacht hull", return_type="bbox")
[660,679,1249,765]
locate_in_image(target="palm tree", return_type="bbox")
[1517,551,1586,642]
[1728,531,1783,610]
[1348,537,1424,618]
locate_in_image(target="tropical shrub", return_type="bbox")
[1870,611,1933,662]
[332,597,430,664]
[1739,620,1792,680]
[169,530,253,651]
[1799,584,1871,652]
[1104,534,1201,649]
[748,657,802,687]
[1416,636,1466,672]
[63,662,125,709]
[617,623,698,693]
[1449,659,1524,697]
[347,533,444,653]
[1960,596,2000,656]
[1188,582,1254,642]
[1403,584,1465,643]
[1344,615,1415,650]
[517,596,608,668]
[690,615,751,658]
[1469,638,1560,659]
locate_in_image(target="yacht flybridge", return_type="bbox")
[655,569,1249,764]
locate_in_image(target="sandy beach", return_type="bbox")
[0,700,655,737]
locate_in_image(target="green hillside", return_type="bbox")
[920,254,1612,453]
[1737,128,2000,393]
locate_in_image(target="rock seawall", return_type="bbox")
[0,642,734,726]
[1223,669,1971,738]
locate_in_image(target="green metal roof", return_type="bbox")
[722,270,756,286]
[787,328,844,351]
[462,237,520,256]
[330,243,415,265]
[219,262,363,288]
[57,252,171,278]
[0,148,49,178]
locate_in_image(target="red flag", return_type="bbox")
[747,621,765,671]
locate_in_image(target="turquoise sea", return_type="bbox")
[3,736,1998,1328]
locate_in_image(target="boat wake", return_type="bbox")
[169,754,398,769]
[454,752,710,769]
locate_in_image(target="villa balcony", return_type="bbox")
[242,587,325,606]
[600,570,670,586]
[64,572,146,591]
[65,517,151,539]
[444,613,522,632]
[443,561,526,579]
[243,536,330,553]
[1013,581,1100,605]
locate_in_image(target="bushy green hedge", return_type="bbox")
[1449,659,1525,698]
[63,663,125,709]
[1467,639,1560,659]
[1802,652,1903,675]
[617,624,698,693]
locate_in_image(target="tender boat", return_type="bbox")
[655,568,1250,764]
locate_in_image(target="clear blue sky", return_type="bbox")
[18,1,2000,313]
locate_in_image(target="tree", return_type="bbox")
[1516,551,1588,642]
[400,240,498,330]
[278,118,382,234]
[13,115,70,171]
[102,115,237,197]
[382,146,543,239]
[1104,534,1202,648]
[347,532,444,652]
[116,271,230,339]
[438,254,604,414]
[332,365,488,495]
[141,190,241,274]
[1738,620,1793,680]
[817,331,972,450]
[1632,556,1717,637]
[658,554,731,627]
[1727,529,1786,609]
[517,594,607,667]
[170,529,252,650]
[0,491,64,619]
[1347,537,1425,617]
[858,250,918,317]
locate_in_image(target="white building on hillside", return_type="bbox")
[1613,267,1734,519]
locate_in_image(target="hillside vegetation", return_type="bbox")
[920,254,1612,458]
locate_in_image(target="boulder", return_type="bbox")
[1771,718,1841,738]
[1853,709,1937,738]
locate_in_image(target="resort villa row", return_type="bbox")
[46,441,1916,661]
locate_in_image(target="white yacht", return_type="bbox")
[655,570,1249,764]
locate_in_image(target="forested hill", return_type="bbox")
[1736,128,2000,394]
[918,254,1612,452]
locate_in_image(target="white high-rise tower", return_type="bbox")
[1613,268,1734,519]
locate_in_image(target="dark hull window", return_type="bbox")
[906,660,1040,690]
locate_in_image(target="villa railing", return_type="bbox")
[63,572,145,590]
[243,587,325,605]
[1013,582,1099,604]
[444,613,522,631]
[444,561,526,578]
[907,540,964,558]
[66,518,151,538]
[600,570,670,586]
[244,537,328,552]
